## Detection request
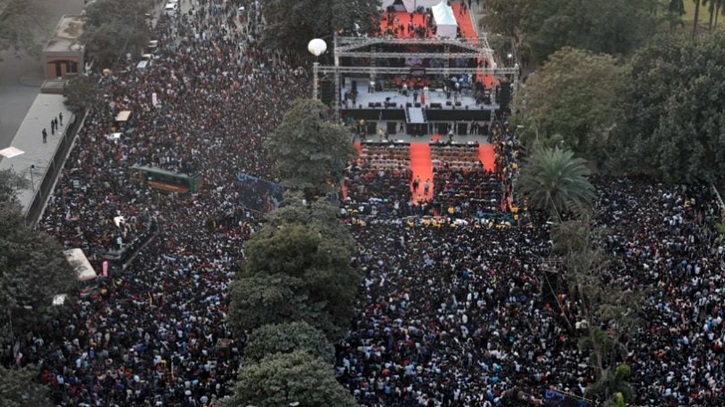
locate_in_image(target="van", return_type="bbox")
[164,2,178,17]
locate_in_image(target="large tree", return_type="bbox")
[514,47,624,159]
[63,75,99,115]
[0,365,50,407]
[486,0,660,67]
[244,322,334,364]
[266,99,356,195]
[261,0,380,52]
[0,169,28,206]
[80,0,151,66]
[517,147,595,219]
[231,351,358,407]
[0,0,50,53]
[613,32,725,184]
[0,207,76,342]
[228,224,359,340]
[550,219,639,406]
[265,191,355,249]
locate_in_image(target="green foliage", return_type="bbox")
[261,0,379,52]
[244,322,334,364]
[586,362,635,404]
[0,365,50,407]
[514,48,624,159]
[0,0,49,54]
[613,32,725,183]
[231,351,358,407]
[715,222,725,236]
[517,147,596,218]
[266,99,356,195]
[266,191,355,249]
[0,169,29,207]
[228,224,360,340]
[80,0,151,66]
[551,217,594,255]
[0,207,76,342]
[485,0,660,66]
[63,75,98,115]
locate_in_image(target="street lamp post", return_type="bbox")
[308,38,328,101]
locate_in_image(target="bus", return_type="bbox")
[53,248,99,305]
[130,165,202,194]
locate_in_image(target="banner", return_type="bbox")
[236,172,283,213]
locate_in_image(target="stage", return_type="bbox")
[341,86,495,111]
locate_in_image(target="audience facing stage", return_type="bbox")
[344,139,505,218]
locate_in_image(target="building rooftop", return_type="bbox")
[0,94,73,217]
[44,15,85,54]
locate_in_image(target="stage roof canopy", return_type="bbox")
[432,1,458,38]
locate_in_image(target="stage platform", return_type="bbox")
[343,88,495,111]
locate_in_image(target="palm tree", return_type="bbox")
[517,146,596,220]
[708,0,725,29]
[693,0,703,37]
[704,0,717,30]
[667,0,686,31]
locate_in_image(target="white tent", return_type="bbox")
[431,1,458,38]
[382,0,444,13]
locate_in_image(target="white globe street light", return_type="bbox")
[308,38,327,57]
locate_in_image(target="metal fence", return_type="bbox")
[25,110,88,228]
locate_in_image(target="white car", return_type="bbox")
[164,2,178,17]
[136,54,153,70]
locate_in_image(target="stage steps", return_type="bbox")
[406,106,427,124]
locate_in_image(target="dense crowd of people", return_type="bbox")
[2,1,725,407]
[4,1,308,405]
[337,177,725,407]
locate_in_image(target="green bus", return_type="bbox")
[130,165,202,194]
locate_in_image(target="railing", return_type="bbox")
[25,110,88,229]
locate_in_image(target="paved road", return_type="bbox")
[0,0,84,149]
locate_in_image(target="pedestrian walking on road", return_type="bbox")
[42,128,47,143]
[59,112,63,126]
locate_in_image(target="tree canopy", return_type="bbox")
[517,147,596,218]
[244,321,334,364]
[63,75,99,115]
[265,191,355,249]
[485,0,661,67]
[0,0,50,53]
[260,0,380,52]
[0,207,76,341]
[514,47,624,159]
[0,169,28,206]
[231,351,359,407]
[612,32,725,184]
[228,224,359,340]
[80,0,151,66]
[0,365,50,407]
[266,99,356,195]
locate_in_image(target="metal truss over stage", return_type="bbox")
[313,35,520,117]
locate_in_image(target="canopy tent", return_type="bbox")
[432,1,458,38]
[382,0,443,13]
